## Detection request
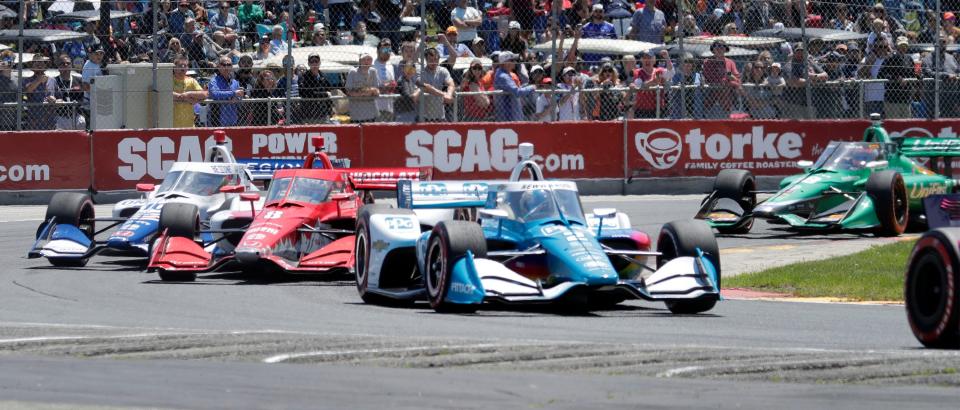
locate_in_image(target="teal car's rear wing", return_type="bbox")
[862,114,960,158]
[397,180,498,209]
[899,138,960,158]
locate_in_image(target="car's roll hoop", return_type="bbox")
[206,130,238,164]
[509,143,545,181]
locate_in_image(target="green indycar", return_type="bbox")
[697,116,960,236]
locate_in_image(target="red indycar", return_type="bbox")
[147,137,430,281]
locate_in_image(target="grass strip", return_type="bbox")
[726,239,916,302]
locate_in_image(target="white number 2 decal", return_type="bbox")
[263,211,283,219]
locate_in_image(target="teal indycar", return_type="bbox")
[354,145,722,314]
[697,115,960,236]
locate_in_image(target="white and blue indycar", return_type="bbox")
[354,144,722,314]
[28,131,261,267]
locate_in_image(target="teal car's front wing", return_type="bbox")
[440,251,720,307]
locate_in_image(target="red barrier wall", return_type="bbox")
[91,125,362,190]
[0,131,90,190]
[361,122,624,179]
[626,119,960,177]
[625,120,870,177]
[4,120,958,193]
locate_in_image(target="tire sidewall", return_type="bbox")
[426,230,450,309]
[355,218,371,297]
[905,233,958,346]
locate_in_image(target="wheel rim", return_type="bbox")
[657,232,678,268]
[78,203,94,239]
[894,179,907,227]
[909,252,948,326]
[426,238,444,299]
[740,181,756,209]
[355,230,367,289]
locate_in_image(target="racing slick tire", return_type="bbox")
[355,204,413,305]
[867,171,908,237]
[713,169,756,234]
[904,228,960,349]
[44,192,96,267]
[426,221,487,313]
[657,219,721,314]
[159,203,200,239]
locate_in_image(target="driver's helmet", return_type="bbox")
[519,189,550,219]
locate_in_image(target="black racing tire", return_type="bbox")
[355,204,404,304]
[905,229,960,349]
[867,170,908,237]
[425,221,487,313]
[158,269,197,282]
[657,219,721,314]
[713,169,756,234]
[453,207,478,223]
[159,203,200,239]
[45,192,96,239]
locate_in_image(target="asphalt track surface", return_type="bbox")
[0,196,958,409]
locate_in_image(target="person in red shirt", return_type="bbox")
[629,49,674,118]
[461,59,492,121]
[702,39,741,118]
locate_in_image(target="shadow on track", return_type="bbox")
[142,270,354,287]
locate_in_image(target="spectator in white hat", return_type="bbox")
[311,23,331,46]
[493,51,536,121]
[501,21,529,61]
[345,53,382,123]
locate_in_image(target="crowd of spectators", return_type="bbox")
[4,0,960,129]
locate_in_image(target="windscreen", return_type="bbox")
[264,177,333,204]
[158,171,236,196]
[497,189,585,223]
[811,142,883,172]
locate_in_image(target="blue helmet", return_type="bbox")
[520,189,550,219]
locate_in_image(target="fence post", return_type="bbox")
[676,5,686,119]
[655,86,661,119]
[935,0,943,119]
[550,0,560,101]
[417,0,426,123]
[152,0,159,128]
[285,0,295,124]
[452,93,460,121]
[857,80,867,118]
[801,2,812,119]
[15,0,24,131]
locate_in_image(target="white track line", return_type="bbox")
[657,366,703,378]
[0,333,186,344]
[263,343,516,364]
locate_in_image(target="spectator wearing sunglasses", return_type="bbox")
[210,2,240,33]
[169,0,195,35]
[47,55,87,130]
[461,60,492,121]
[207,56,243,127]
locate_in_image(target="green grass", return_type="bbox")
[726,239,916,301]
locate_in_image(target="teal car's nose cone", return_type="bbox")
[532,224,618,286]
